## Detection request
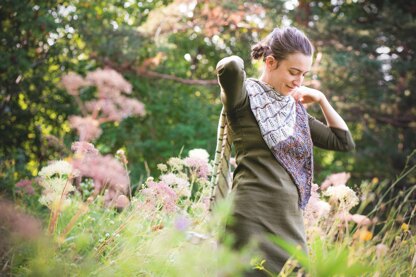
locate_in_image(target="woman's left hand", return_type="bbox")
[291,86,325,105]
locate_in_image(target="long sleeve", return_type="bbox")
[216,56,246,112]
[308,114,355,152]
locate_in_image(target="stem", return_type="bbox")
[58,195,94,242]
[48,176,72,235]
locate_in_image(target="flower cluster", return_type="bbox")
[68,116,102,142]
[0,200,42,240]
[304,172,371,236]
[38,160,77,210]
[141,178,179,213]
[70,141,130,207]
[15,179,35,195]
[183,148,212,180]
[137,148,213,217]
[61,69,145,142]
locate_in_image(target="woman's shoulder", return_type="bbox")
[216,55,245,74]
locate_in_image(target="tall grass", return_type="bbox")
[1,148,415,276]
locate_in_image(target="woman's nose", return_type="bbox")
[293,75,303,86]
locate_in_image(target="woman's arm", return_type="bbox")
[308,115,355,151]
[292,86,348,130]
[292,86,355,151]
[216,56,246,112]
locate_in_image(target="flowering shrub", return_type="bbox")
[61,68,145,142]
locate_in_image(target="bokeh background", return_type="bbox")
[1,0,415,194]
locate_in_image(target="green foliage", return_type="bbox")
[1,0,415,207]
[292,0,416,181]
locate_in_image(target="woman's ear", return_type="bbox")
[265,56,278,71]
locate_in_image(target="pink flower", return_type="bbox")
[174,215,190,232]
[86,68,132,97]
[71,141,99,155]
[115,194,130,209]
[85,96,145,122]
[184,157,211,179]
[61,72,89,96]
[141,180,178,213]
[15,179,35,195]
[375,243,389,258]
[71,154,129,195]
[351,214,371,226]
[69,116,102,142]
[338,211,353,222]
[304,183,331,226]
[0,200,42,240]
[321,172,351,191]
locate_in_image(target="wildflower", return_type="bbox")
[86,68,132,97]
[141,180,178,213]
[167,157,184,171]
[69,116,102,142]
[354,228,373,241]
[116,149,128,165]
[401,223,409,232]
[160,173,191,197]
[71,141,99,155]
[188,148,210,163]
[375,243,388,258]
[320,172,351,190]
[338,211,352,222]
[351,214,371,226]
[160,173,189,187]
[38,178,75,210]
[323,185,359,211]
[304,183,331,226]
[115,195,130,209]
[174,214,190,232]
[15,179,35,195]
[85,97,145,122]
[61,72,88,96]
[113,96,145,118]
[71,154,129,196]
[38,160,76,178]
[0,200,42,240]
[157,163,168,172]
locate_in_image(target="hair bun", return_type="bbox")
[251,44,269,60]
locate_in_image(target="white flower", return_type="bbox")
[160,173,191,197]
[351,214,371,226]
[315,201,331,217]
[160,173,190,187]
[167,157,184,171]
[375,243,389,258]
[38,160,77,178]
[38,174,75,210]
[188,148,209,163]
[157,163,168,172]
[323,185,359,211]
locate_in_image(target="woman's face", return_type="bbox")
[265,52,313,96]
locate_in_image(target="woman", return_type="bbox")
[210,27,355,276]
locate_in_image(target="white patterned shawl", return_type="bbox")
[210,78,313,210]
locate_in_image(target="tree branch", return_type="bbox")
[135,68,218,86]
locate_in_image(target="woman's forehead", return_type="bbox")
[283,53,313,71]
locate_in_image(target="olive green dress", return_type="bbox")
[216,56,355,276]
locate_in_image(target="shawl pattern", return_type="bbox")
[210,79,314,210]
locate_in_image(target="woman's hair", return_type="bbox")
[251,27,314,61]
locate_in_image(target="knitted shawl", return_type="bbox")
[209,78,313,210]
